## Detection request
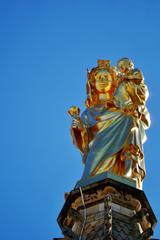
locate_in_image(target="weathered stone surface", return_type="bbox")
[55,178,157,240]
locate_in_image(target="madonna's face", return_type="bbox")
[95,70,112,93]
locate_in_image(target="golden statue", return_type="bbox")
[68,58,150,188]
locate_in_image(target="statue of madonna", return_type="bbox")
[68,58,150,188]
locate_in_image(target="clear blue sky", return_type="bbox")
[0,0,160,239]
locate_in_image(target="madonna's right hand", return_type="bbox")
[71,118,82,129]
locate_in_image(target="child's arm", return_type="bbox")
[125,69,144,84]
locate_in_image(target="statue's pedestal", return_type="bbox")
[75,171,137,189]
[54,176,157,239]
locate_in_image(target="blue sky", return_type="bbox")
[0,0,160,239]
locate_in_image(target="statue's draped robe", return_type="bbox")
[80,81,150,180]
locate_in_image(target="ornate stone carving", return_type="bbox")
[57,179,157,240]
[71,186,141,213]
[103,194,112,239]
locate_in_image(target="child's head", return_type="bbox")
[117,58,134,74]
